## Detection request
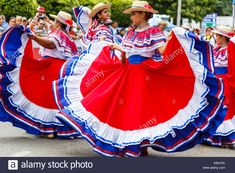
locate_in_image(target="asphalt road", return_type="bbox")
[1,122,235,157]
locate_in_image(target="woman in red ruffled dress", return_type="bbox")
[0,11,79,138]
[205,26,235,148]
[53,1,226,157]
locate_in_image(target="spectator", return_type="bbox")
[110,21,119,35]
[35,6,46,20]
[22,17,28,26]
[16,16,23,25]
[28,18,37,33]
[0,15,9,34]
[158,20,167,31]
[35,6,54,31]
[202,27,216,47]
[8,17,16,27]
[35,18,47,37]
[158,20,168,36]
[0,15,9,29]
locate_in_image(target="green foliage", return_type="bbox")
[109,0,132,27]
[3,0,230,26]
[0,0,38,19]
[148,0,219,23]
[37,0,79,15]
[215,0,232,16]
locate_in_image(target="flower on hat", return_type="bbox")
[66,19,73,26]
[228,32,235,38]
[144,4,153,10]
[123,1,158,14]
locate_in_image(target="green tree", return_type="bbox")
[110,0,132,26]
[0,0,38,19]
[37,0,132,26]
[215,0,232,16]
[148,0,218,23]
[37,0,80,15]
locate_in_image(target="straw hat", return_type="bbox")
[123,1,158,14]
[89,3,111,18]
[158,20,168,27]
[50,11,73,26]
[181,23,191,31]
[212,25,232,38]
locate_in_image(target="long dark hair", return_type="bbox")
[143,12,153,21]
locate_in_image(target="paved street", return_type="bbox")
[1,122,235,157]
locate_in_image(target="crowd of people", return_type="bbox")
[0,8,49,38]
[0,0,235,157]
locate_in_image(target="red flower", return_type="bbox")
[65,19,73,26]
[144,4,153,10]
[228,32,235,38]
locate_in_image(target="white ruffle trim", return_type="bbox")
[213,115,235,136]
